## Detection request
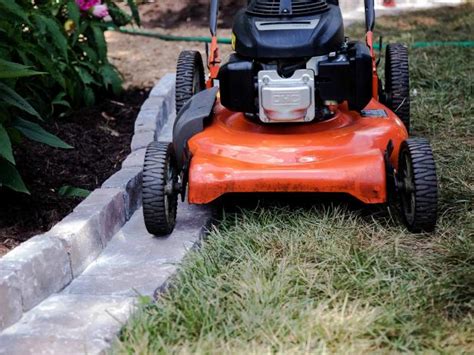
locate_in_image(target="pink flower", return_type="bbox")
[75,0,100,11]
[91,4,109,18]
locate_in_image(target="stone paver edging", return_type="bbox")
[0,75,174,331]
[0,74,211,354]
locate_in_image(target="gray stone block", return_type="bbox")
[1,235,72,313]
[0,334,108,355]
[150,73,176,115]
[134,109,159,133]
[63,264,176,297]
[121,148,146,169]
[131,131,155,152]
[0,269,22,331]
[48,212,102,280]
[150,74,176,122]
[102,168,143,219]
[150,73,175,98]
[0,294,135,355]
[157,112,175,142]
[73,188,126,245]
[140,96,166,113]
[49,188,126,277]
[139,96,167,134]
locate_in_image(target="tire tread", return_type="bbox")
[142,142,178,236]
[386,43,411,132]
[399,138,438,233]
[175,50,205,115]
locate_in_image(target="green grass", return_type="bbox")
[117,5,473,354]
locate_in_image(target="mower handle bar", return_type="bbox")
[365,0,376,32]
[210,0,219,36]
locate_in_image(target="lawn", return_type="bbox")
[117,5,473,353]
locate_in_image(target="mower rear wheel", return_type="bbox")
[397,138,438,233]
[142,142,179,236]
[385,43,411,132]
[176,50,205,115]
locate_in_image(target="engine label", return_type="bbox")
[361,109,388,118]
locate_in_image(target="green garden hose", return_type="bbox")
[407,41,474,48]
[116,27,232,44]
[115,27,473,48]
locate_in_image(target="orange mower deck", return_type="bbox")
[187,99,408,205]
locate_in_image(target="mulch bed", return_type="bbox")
[0,89,148,256]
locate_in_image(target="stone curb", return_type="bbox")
[0,74,176,332]
[0,294,135,355]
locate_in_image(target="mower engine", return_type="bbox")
[218,0,373,123]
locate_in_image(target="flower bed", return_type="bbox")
[0,89,148,256]
[0,0,139,193]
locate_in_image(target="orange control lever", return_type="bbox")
[207,36,221,88]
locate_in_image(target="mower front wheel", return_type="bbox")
[142,142,179,236]
[397,138,438,233]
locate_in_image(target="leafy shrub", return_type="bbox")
[0,0,139,193]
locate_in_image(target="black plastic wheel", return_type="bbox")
[142,142,179,236]
[175,50,205,115]
[397,138,438,233]
[385,43,411,132]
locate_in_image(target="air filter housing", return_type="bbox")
[247,0,329,17]
[232,1,344,59]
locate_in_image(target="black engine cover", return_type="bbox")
[218,54,260,113]
[233,4,344,59]
[318,42,373,111]
[348,41,373,111]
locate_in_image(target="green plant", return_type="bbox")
[0,60,73,193]
[0,0,139,193]
[58,185,91,198]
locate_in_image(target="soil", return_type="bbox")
[106,26,234,89]
[106,0,238,89]
[0,89,148,257]
[139,0,245,29]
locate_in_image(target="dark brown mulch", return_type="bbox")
[140,0,245,29]
[0,89,149,256]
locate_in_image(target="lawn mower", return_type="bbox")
[142,0,438,235]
